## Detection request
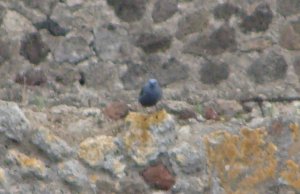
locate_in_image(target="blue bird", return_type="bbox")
[139,79,162,107]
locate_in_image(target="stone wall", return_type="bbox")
[1,0,300,193]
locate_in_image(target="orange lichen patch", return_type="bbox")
[125,109,168,130]
[289,123,300,141]
[124,109,168,147]
[89,174,100,183]
[205,128,278,193]
[280,160,300,190]
[8,149,46,175]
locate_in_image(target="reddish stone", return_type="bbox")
[204,107,219,120]
[103,101,129,120]
[15,68,47,86]
[140,163,175,190]
[178,109,196,120]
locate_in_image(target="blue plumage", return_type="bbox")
[139,79,162,107]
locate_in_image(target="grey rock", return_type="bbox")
[0,100,31,142]
[93,24,129,61]
[107,0,147,22]
[175,10,209,39]
[19,32,49,64]
[240,3,273,33]
[247,51,288,84]
[213,3,244,21]
[0,39,11,64]
[9,182,71,194]
[15,67,47,86]
[6,149,47,179]
[118,176,150,194]
[135,30,172,53]
[277,0,300,17]
[152,0,178,23]
[22,0,58,15]
[199,60,229,85]
[170,142,206,174]
[31,128,74,161]
[172,176,208,194]
[293,57,300,81]
[34,18,69,36]
[53,36,92,64]
[184,24,236,56]
[58,160,88,189]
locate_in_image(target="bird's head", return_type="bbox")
[148,79,158,88]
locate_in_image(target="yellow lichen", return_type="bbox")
[205,128,277,194]
[289,123,299,141]
[280,160,300,190]
[8,149,46,175]
[124,109,167,147]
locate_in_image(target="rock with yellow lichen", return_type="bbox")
[6,149,47,179]
[205,128,278,193]
[31,127,75,161]
[58,159,88,189]
[78,135,126,177]
[119,109,176,166]
[280,160,300,191]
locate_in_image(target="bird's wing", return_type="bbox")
[139,86,145,97]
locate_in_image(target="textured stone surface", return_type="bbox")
[103,101,129,120]
[6,149,47,179]
[58,160,88,188]
[152,0,178,23]
[31,128,74,161]
[52,36,92,64]
[141,163,175,190]
[213,3,243,21]
[247,51,288,84]
[1,0,300,193]
[0,101,31,142]
[107,0,147,22]
[20,32,49,64]
[199,60,229,85]
[184,24,236,56]
[135,30,172,53]
[240,3,273,33]
[277,0,300,17]
[15,68,47,86]
[176,10,209,39]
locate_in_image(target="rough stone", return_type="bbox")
[293,57,300,81]
[121,110,176,165]
[53,36,92,64]
[118,177,150,194]
[22,0,58,15]
[206,99,244,119]
[107,0,147,22]
[199,60,229,85]
[103,101,129,120]
[93,24,129,61]
[31,128,74,161]
[204,107,219,120]
[247,51,288,84]
[277,0,300,17]
[58,159,88,188]
[175,10,209,39]
[213,3,243,21]
[6,149,47,179]
[0,100,31,142]
[172,176,208,194]
[34,18,69,36]
[15,68,47,86]
[152,0,178,23]
[78,135,125,177]
[2,10,35,41]
[240,3,273,33]
[184,24,236,56]
[19,32,49,64]
[0,39,11,64]
[135,30,172,53]
[280,23,300,50]
[140,163,175,190]
[170,142,206,174]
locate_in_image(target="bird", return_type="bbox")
[139,79,162,107]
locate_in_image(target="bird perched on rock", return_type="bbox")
[139,79,162,107]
